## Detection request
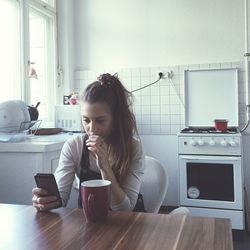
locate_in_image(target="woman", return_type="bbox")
[32,73,145,211]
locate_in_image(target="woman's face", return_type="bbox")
[81,101,113,139]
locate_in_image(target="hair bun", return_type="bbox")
[97,73,116,86]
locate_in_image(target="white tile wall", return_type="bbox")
[75,61,247,135]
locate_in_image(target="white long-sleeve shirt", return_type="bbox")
[54,134,145,211]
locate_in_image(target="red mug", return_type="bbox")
[81,179,111,223]
[214,119,228,131]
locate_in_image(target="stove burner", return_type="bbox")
[181,127,239,134]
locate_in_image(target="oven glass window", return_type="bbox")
[186,163,234,201]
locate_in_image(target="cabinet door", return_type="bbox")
[51,158,59,173]
[0,152,40,205]
[0,151,61,205]
[42,151,61,173]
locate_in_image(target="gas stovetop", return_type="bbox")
[178,127,241,156]
[181,127,240,134]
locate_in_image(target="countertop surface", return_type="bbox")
[0,133,80,152]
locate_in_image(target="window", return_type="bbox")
[29,5,56,122]
[0,0,57,124]
[0,0,21,101]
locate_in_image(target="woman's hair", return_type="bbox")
[81,73,138,182]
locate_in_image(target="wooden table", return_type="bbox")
[0,204,233,250]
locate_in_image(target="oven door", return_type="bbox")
[179,155,243,210]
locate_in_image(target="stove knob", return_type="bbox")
[221,140,227,147]
[209,139,216,146]
[229,140,237,147]
[190,139,196,146]
[198,139,204,146]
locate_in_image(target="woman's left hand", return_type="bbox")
[86,135,111,172]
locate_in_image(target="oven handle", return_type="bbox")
[180,156,241,161]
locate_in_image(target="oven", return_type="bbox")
[179,155,242,209]
[178,132,244,229]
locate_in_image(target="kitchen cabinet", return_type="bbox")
[0,133,78,205]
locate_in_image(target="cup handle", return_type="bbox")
[88,193,95,219]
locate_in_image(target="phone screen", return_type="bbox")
[34,173,62,208]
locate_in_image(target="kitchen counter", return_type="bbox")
[0,132,80,152]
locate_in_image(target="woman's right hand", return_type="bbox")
[32,187,60,212]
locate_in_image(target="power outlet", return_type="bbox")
[158,71,174,79]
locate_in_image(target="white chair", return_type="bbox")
[140,156,190,215]
[140,156,168,213]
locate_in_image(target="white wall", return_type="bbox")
[73,0,244,69]
[57,0,75,100]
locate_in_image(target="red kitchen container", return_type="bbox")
[214,119,228,131]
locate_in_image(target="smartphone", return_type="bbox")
[34,173,62,208]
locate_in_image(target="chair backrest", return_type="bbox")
[140,156,168,213]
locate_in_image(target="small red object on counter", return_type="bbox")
[214,119,228,131]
